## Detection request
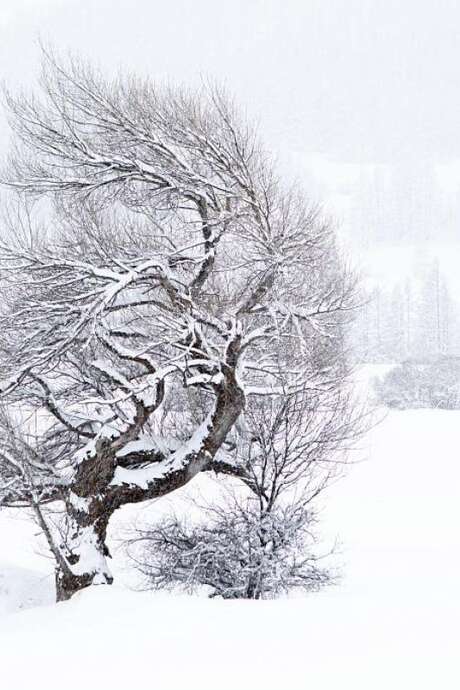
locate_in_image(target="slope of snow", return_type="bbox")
[0,408,459,689]
[0,511,54,615]
[0,563,54,616]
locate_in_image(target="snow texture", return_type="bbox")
[0,400,459,688]
[111,412,214,488]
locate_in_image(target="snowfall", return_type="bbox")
[0,392,459,689]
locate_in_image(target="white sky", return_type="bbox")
[1,1,459,160]
[0,1,459,257]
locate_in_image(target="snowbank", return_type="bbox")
[0,583,458,690]
[0,563,53,616]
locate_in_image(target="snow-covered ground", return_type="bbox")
[0,407,459,689]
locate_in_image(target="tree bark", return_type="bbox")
[54,492,115,601]
[53,334,245,602]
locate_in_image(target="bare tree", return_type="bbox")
[0,49,357,601]
[128,385,366,599]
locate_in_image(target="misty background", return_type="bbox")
[1,0,459,361]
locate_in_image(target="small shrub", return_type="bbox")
[128,495,331,599]
[374,357,460,409]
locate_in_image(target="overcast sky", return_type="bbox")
[0,0,459,251]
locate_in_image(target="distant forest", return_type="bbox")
[354,257,459,363]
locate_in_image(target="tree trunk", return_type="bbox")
[55,493,114,602]
[55,567,95,602]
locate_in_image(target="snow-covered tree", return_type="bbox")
[413,258,452,359]
[0,50,357,601]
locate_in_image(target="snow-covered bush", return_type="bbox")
[427,358,460,408]
[374,357,460,409]
[130,497,330,599]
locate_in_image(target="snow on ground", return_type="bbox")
[0,406,459,689]
[1,582,457,690]
[0,510,54,616]
[0,563,53,617]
